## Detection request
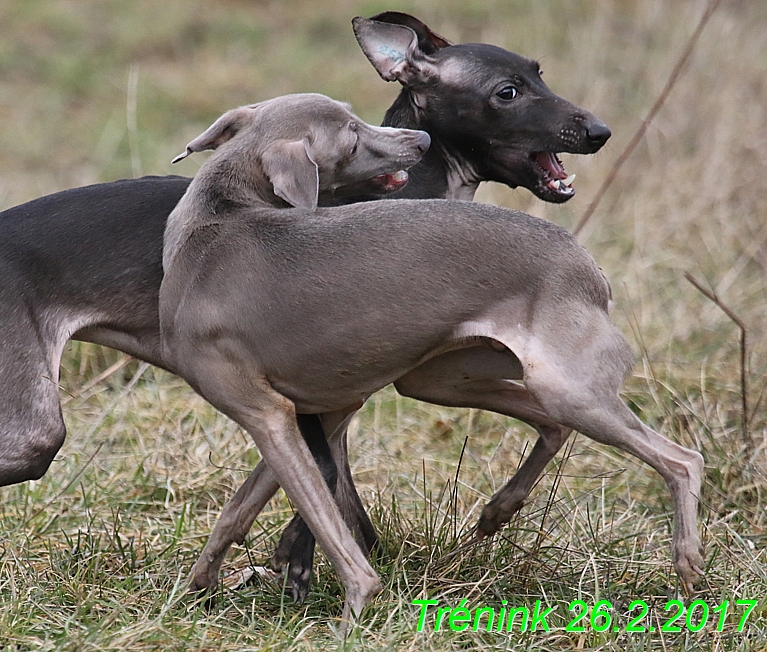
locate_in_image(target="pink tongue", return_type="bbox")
[373,170,409,190]
[536,151,566,179]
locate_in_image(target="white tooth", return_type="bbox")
[393,170,408,182]
[564,173,576,186]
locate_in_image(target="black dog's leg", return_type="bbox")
[330,429,378,555]
[0,312,67,487]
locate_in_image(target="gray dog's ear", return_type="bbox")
[172,106,255,164]
[352,15,447,86]
[261,139,319,211]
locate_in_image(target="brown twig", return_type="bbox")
[573,0,724,238]
[684,272,751,445]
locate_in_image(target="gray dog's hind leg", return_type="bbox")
[520,321,705,591]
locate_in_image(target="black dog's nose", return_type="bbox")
[586,120,611,149]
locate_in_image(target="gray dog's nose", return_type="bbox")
[414,130,431,153]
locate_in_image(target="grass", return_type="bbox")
[1,0,767,649]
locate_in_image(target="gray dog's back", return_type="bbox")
[204,199,609,311]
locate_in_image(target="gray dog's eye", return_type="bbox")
[347,122,360,155]
[496,86,517,101]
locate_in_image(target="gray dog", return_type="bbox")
[159,94,704,630]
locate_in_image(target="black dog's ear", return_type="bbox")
[172,105,258,164]
[261,138,319,211]
[369,12,452,54]
[352,16,444,87]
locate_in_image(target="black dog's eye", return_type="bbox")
[496,86,517,101]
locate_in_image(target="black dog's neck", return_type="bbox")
[380,90,453,200]
[381,87,423,130]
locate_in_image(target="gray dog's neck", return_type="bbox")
[163,151,275,272]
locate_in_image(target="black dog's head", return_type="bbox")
[354,12,610,203]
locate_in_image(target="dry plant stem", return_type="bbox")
[684,272,751,445]
[452,436,468,541]
[20,442,104,528]
[573,0,724,238]
[61,355,133,405]
[84,362,150,439]
[750,380,767,426]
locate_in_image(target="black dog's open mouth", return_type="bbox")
[531,151,576,199]
[370,169,409,192]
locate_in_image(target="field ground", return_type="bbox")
[0,0,766,649]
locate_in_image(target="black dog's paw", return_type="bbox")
[270,514,304,572]
[287,525,316,603]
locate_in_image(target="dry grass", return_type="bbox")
[0,0,766,650]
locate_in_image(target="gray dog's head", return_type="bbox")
[173,93,430,210]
